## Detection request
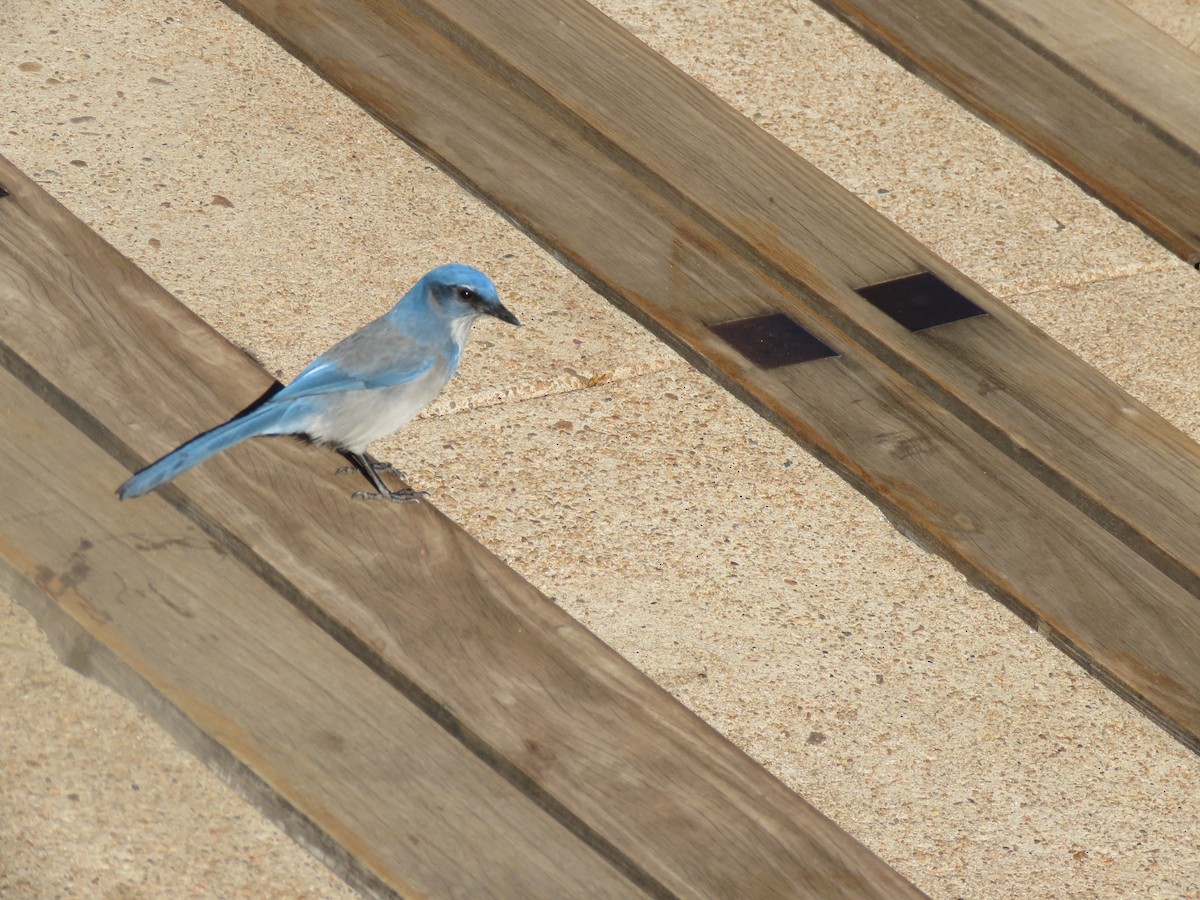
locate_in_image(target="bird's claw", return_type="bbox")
[337,461,406,479]
[351,488,428,504]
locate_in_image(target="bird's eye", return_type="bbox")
[456,287,476,302]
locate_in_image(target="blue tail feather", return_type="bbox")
[118,403,291,500]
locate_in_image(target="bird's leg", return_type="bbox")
[341,450,427,504]
[335,451,406,479]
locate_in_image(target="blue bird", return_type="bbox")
[118,263,519,502]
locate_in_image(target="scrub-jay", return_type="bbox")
[118,263,519,502]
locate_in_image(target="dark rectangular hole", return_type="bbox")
[856,271,986,331]
[708,312,838,369]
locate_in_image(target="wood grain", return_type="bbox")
[212,0,1200,749]
[811,0,1200,264]
[0,157,923,897]
[0,367,642,900]
[392,0,1200,590]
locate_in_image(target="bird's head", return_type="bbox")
[425,263,520,327]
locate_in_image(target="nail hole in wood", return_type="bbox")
[0,185,9,199]
[856,271,986,331]
[708,313,838,368]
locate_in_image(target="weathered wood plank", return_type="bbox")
[0,366,646,900]
[363,0,1200,592]
[810,0,1200,264]
[213,0,1200,748]
[380,0,1200,593]
[998,0,1200,153]
[0,158,923,897]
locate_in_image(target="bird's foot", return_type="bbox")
[351,488,428,504]
[340,451,423,502]
[337,459,406,479]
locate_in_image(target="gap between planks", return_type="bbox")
[810,0,1200,265]
[217,0,1200,752]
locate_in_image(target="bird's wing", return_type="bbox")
[272,331,439,401]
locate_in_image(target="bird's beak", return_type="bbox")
[488,302,521,327]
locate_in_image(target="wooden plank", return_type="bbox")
[210,0,1200,749]
[0,367,644,900]
[809,0,1200,265]
[0,159,923,897]
[375,0,1200,598]
[222,0,1200,596]
[998,0,1200,152]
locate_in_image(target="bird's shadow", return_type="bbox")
[230,381,320,450]
[233,380,286,418]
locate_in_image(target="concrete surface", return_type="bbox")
[3,0,1200,896]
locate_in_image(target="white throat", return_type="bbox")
[449,314,477,348]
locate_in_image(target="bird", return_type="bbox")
[118,263,519,503]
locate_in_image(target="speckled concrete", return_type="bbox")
[3,0,1200,896]
[1126,0,1200,49]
